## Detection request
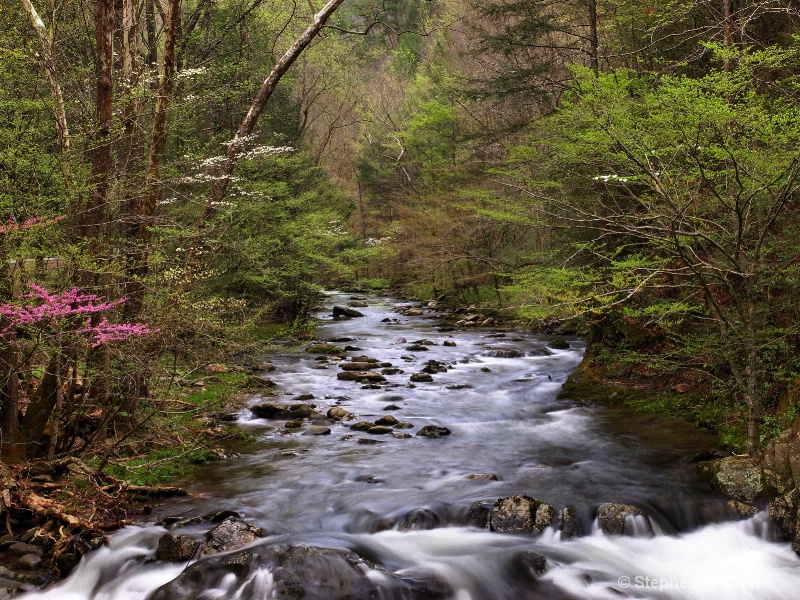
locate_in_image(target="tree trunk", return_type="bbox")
[20,354,64,458]
[587,0,599,74]
[0,327,22,462]
[125,0,180,318]
[745,299,761,457]
[199,0,347,224]
[20,0,71,152]
[145,0,157,69]
[722,0,732,71]
[80,0,114,244]
[120,0,141,169]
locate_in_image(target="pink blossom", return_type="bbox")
[0,283,155,345]
[0,215,64,236]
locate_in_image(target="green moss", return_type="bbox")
[305,345,344,354]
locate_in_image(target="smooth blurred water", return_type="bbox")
[22,293,800,599]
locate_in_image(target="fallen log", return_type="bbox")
[121,484,188,497]
[22,492,85,528]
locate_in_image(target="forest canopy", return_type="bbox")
[1,0,799,478]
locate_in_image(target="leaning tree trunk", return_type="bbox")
[198,0,347,224]
[20,0,71,152]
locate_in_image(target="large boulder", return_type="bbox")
[489,496,555,534]
[332,305,365,318]
[697,457,771,502]
[326,407,353,421]
[149,543,453,600]
[761,420,800,554]
[769,490,800,553]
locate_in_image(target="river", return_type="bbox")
[22,294,800,599]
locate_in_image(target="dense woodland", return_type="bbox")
[1,0,800,491]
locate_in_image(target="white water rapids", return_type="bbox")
[20,294,800,599]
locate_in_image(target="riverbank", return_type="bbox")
[0,363,266,593]
[6,293,800,598]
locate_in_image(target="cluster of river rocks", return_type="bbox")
[698,416,800,555]
[147,497,656,599]
[247,301,476,441]
[162,298,669,596]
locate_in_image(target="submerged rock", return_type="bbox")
[422,360,448,374]
[466,473,498,481]
[466,501,494,528]
[417,425,451,438]
[155,534,201,562]
[398,508,441,531]
[366,426,394,435]
[303,426,331,436]
[595,503,653,536]
[337,371,386,383]
[405,344,430,352]
[558,506,579,539]
[483,348,523,358]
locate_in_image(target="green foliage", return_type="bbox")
[205,151,352,317]
[504,45,800,451]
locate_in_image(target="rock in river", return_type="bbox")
[596,503,653,536]
[333,305,365,318]
[149,543,453,600]
[489,496,555,535]
[337,371,387,383]
[416,425,451,438]
[155,534,201,562]
[203,517,267,555]
[251,402,314,420]
[410,373,433,383]
[327,407,353,421]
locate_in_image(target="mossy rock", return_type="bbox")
[305,345,344,355]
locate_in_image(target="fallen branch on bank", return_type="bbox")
[97,473,188,497]
[21,492,85,529]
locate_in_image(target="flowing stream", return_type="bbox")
[23,294,800,599]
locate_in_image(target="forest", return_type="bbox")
[1,0,800,557]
